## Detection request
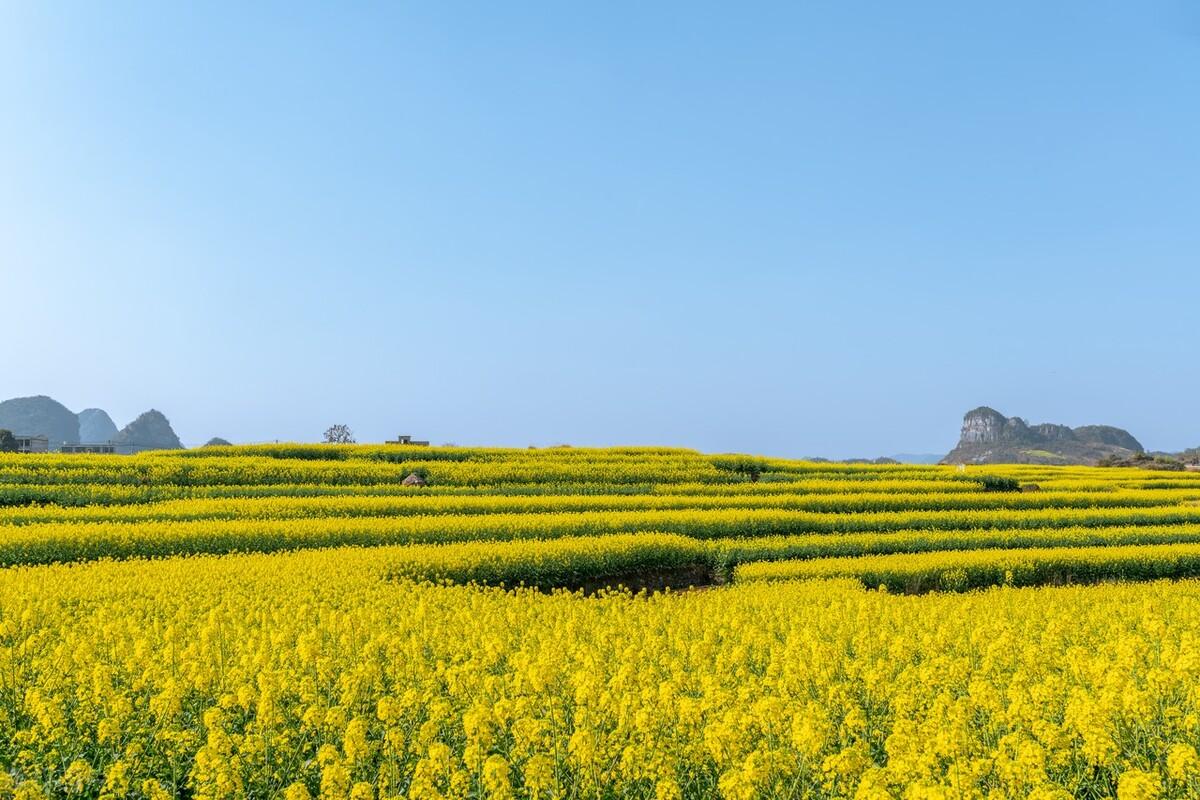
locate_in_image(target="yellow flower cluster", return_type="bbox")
[0,550,1198,798]
[5,487,1197,528]
[0,451,729,489]
[1,446,1199,796]
[7,504,1200,569]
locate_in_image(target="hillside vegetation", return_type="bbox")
[942,406,1145,465]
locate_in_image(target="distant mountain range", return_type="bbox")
[890,453,945,465]
[941,406,1166,466]
[0,395,183,452]
[810,454,945,465]
[823,408,1195,467]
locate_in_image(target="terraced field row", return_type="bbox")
[4,448,1200,592]
[6,487,1200,525]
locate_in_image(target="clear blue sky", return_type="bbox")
[3,2,1198,456]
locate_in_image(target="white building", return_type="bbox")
[14,435,49,454]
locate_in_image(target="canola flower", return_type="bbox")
[5,488,1200,528]
[3,446,1200,797]
[6,504,1200,569]
[0,549,1199,798]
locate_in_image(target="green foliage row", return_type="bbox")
[387,533,709,589]
[734,542,1200,592]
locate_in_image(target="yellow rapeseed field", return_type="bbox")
[5,551,1200,800]
[3,446,1200,798]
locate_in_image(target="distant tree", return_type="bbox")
[978,475,1021,492]
[0,430,15,453]
[712,456,768,482]
[323,424,356,444]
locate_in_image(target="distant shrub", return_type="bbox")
[1099,453,1186,471]
[979,475,1021,493]
[711,456,768,482]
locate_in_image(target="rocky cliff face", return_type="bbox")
[77,408,119,443]
[942,407,1144,465]
[0,396,80,446]
[112,410,183,452]
[959,406,1008,444]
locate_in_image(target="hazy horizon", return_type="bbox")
[2,393,1182,462]
[5,2,1199,458]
